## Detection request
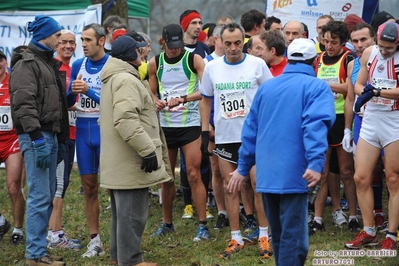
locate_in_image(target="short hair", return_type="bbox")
[260,29,285,56]
[103,15,127,34]
[284,20,304,33]
[350,23,376,40]
[220,22,245,41]
[321,21,349,44]
[212,25,223,39]
[240,9,266,32]
[137,31,151,43]
[83,23,106,41]
[317,15,334,23]
[265,16,281,30]
[60,29,75,36]
[302,22,309,38]
[247,37,254,49]
[217,15,235,26]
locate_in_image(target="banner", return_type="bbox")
[0,4,102,66]
[265,0,364,39]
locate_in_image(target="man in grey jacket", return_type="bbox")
[9,15,68,266]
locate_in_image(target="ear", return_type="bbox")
[99,36,106,46]
[270,47,276,55]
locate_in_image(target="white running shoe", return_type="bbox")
[332,209,348,227]
[81,236,105,258]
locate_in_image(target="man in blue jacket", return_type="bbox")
[228,38,336,266]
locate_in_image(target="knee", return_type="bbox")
[353,174,368,188]
[385,175,399,189]
[7,182,22,198]
[186,169,201,185]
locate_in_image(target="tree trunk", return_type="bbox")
[91,0,128,24]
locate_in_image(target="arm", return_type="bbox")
[66,60,81,107]
[329,82,348,94]
[354,47,371,96]
[148,57,166,111]
[200,97,212,132]
[344,60,355,129]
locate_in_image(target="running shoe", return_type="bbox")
[219,239,245,260]
[309,220,325,236]
[243,218,257,233]
[81,236,105,258]
[332,209,348,227]
[243,227,259,245]
[193,225,210,242]
[214,213,229,230]
[206,208,214,219]
[348,219,361,233]
[258,236,273,259]
[380,237,397,251]
[10,233,24,245]
[345,230,378,249]
[48,234,82,250]
[182,204,194,219]
[152,222,174,237]
[374,213,385,231]
[0,219,11,241]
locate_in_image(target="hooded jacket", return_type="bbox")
[237,63,336,194]
[9,42,69,142]
[99,57,172,189]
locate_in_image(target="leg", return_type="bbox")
[278,194,308,266]
[382,141,399,233]
[209,142,225,213]
[263,193,281,265]
[49,161,65,232]
[162,148,178,224]
[114,189,149,265]
[337,146,357,218]
[81,173,100,235]
[250,167,269,230]
[218,158,240,231]
[354,138,380,227]
[5,152,25,229]
[181,137,207,222]
[313,148,331,219]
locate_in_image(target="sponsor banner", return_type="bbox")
[265,0,364,39]
[0,4,102,66]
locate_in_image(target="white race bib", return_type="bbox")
[0,106,13,131]
[219,91,247,119]
[77,94,99,116]
[371,78,396,106]
[162,88,186,112]
[68,110,76,127]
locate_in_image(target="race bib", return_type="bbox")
[219,91,247,119]
[68,110,76,127]
[0,106,13,131]
[371,78,397,106]
[162,88,186,112]
[77,94,99,116]
[320,77,341,100]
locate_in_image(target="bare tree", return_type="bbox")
[91,0,128,24]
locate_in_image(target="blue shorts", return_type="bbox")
[76,118,100,175]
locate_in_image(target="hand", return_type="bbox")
[354,90,374,112]
[200,131,212,156]
[155,99,167,112]
[341,128,353,153]
[167,97,184,109]
[303,169,321,188]
[57,144,66,164]
[227,169,249,193]
[71,74,88,94]
[32,137,51,169]
[141,151,158,173]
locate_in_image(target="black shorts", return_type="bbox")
[328,114,344,146]
[215,142,241,164]
[162,126,201,149]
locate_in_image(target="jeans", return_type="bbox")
[110,188,149,265]
[18,131,58,259]
[262,193,308,266]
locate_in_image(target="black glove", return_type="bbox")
[57,144,66,165]
[141,151,158,173]
[363,84,376,94]
[354,90,374,112]
[200,131,212,156]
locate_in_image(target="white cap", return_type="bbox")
[287,39,317,61]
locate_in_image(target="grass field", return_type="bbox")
[0,166,398,266]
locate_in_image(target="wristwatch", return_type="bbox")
[375,88,381,97]
[181,95,188,103]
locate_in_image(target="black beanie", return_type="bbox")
[371,11,395,33]
[111,35,139,61]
